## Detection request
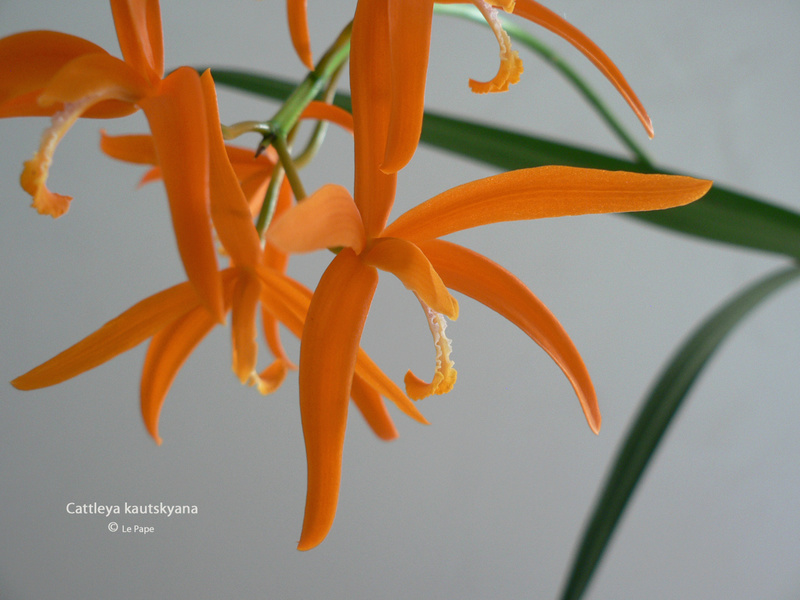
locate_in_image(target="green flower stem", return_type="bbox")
[271,133,306,202]
[294,61,347,169]
[264,21,352,140]
[433,4,653,167]
[256,164,284,237]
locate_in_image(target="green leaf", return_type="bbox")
[208,69,800,260]
[559,265,800,600]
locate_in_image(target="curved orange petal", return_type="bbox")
[11,280,200,391]
[512,0,653,137]
[267,184,366,254]
[100,130,158,165]
[380,0,435,173]
[383,166,712,243]
[297,249,379,551]
[362,237,458,319]
[355,348,429,425]
[420,239,601,433]
[38,53,150,107]
[140,304,218,444]
[230,270,263,388]
[350,374,399,441]
[287,0,314,70]
[300,101,354,133]
[110,0,164,83]
[0,31,133,118]
[200,70,262,269]
[351,0,397,238]
[261,305,297,371]
[140,67,224,322]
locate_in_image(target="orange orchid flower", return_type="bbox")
[268,171,712,550]
[0,0,227,320]
[343,0,655,174]
[10,70,424,448]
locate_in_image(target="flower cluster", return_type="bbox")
[3,0,711,549]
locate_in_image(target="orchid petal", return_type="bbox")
[11,281,200,391]
[0,31,132,118]
[141,304,218,444]
[297,249,379,551]
[287,0,314,70]
[140,67,224,322]
[200,70,262,269]
[380,0,435,173]
[421,239,601,432]
[355,348,430,424]
[261,305,297,372]
[351,374,399,441]
[231,270,263,388]
[351,0,397,237]
[362,237,458,319]
[38,53,149,106]
[383,166,712,243]
[110,0,164,83]
[300,101,354,133]
[512,0,654,137]
[267,184,366,254]
[100,130,158,165]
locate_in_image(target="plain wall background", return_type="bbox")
[1,1,799,598]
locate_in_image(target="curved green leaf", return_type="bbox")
[559,265,800,600]
[208,69,800,260]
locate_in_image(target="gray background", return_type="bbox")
[2,1,799,598]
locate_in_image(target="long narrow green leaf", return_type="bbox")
[208,69,800,260]
[559,265,800,600]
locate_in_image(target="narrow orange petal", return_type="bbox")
[380,0,435,173]
[383,166,712,243]
[300,101,354,133]
[420,239,601,433]
[267,184,366,254]
[200,70,262,269]
[297,249,379,551]
[350,374,399,441]
[100,130,158,165]
[11,280,200,391]
[0,31,116,117]
[140,67,224,322]
[362,237,458,319]
[230,270,263,388]
[110,0,164,83]
[261,305,297,371]
[351,0,397,238]
[38,53,149,107]
[141,304,218,444]
[287,0,314,70]
[355,348,430,425]
[512,0,654,137]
